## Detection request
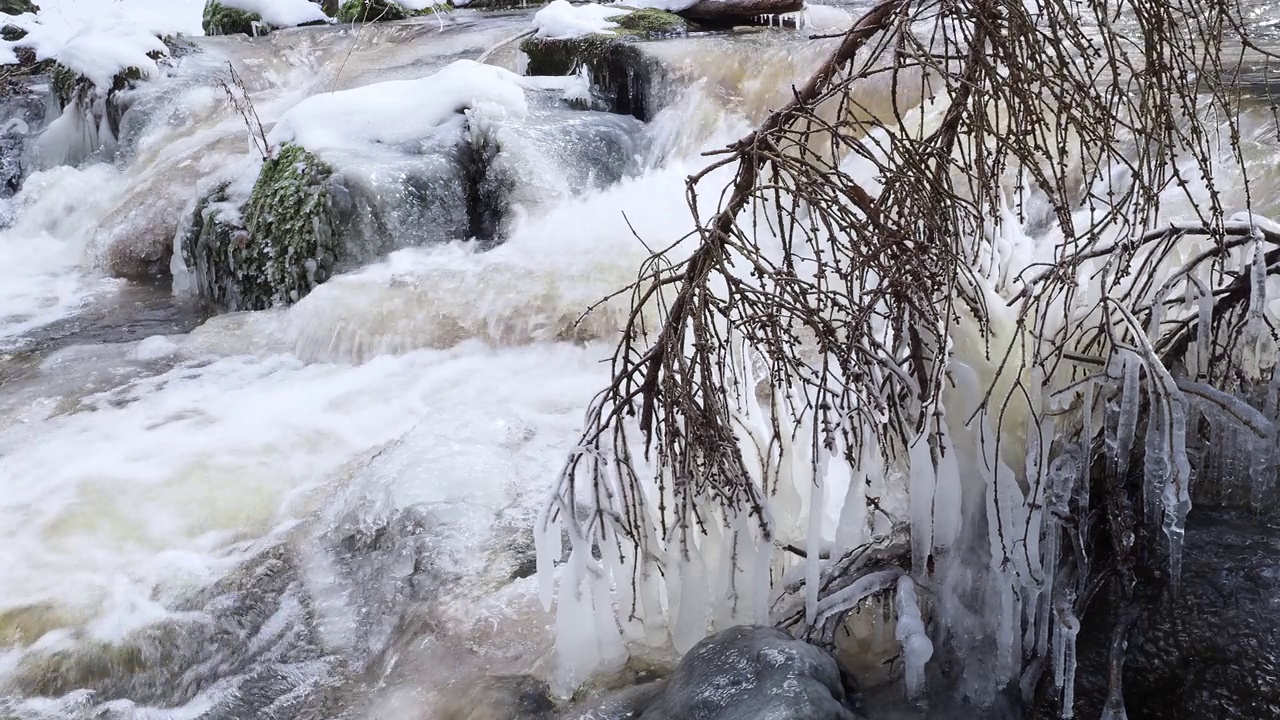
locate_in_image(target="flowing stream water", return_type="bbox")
[2,3,1279,719]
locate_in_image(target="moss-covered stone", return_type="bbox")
[336,0,441,22]
[202,0,271,36]
[0,0,38,14]
[183,144,341,311]
[612,8,686,36]
[520,11,681,120]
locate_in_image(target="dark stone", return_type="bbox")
[635,626,864,720]
[520,11,683,121]
[0,0,37,14]
[561,681,669,720]
[1039,506,1280,720]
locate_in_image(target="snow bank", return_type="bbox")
[0,0,204,88]
[531,0,630,40]
[267,59,576,153]
[616,0,699,12]
[215,0,330,27]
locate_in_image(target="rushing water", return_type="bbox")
[2,2,1280,718]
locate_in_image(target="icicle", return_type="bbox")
[1052,599,1080,718]
[1111,351,1141,482]
[907,429,936,574]
[894,575,933,701]
[836,438,869,551]
[534,505,563,611]
[1161,391,1193,592]
[669,534,710,654]
[1143,400,1170,525]
[1080,381,1094,515]
[932,407,963,550]
[805,445,829,624]
[1189,272,1212,380]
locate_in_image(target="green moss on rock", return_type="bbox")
[183,144,341,311]
[612,8,686,37]
[202,0,271,36]
[336,0,440,22]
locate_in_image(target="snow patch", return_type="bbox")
[217,0,331,28]
[532,0,629,40]
[267,59,576,153]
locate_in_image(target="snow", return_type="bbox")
[531,0,630,40]
[617,0,699,12]
[268,60,578,153]
[215,0,330,28]
[0,0,202,90]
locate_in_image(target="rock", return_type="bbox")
[438,675,556,720]
[336,0,441,22]
[0,70,45,199]
[677,0,803,25]
[633,626,864,720]
[521,10,683,120]
[181,143,341,311]
[202,0,271,36]
[0,0,37,14]
[1,22,26,41]
[313,0,340,13]
[1040,506,1280,719]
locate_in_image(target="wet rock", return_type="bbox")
[521,10,682,121]
[1043,506,1280,719]
[0,76,46,199]
[631,626,865,720]
[336,0,441,22]
[439,675,557,720]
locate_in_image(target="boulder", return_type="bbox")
[635,626,864,720]
[336,0,441,22]
[521,9,684,120]
[181,143,342,311]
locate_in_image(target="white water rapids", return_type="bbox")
[3,2,1280,719]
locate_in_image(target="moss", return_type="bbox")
[336,0,441,22]
[184,145,341,311]
[612,8,686,37]
[202,0,272,36]
[244,143,339,307]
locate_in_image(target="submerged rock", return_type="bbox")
[336,0,440,22]
[559,626,865,720]
[521,10,683,121]
[1044,506,1280,719]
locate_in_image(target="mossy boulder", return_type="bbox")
[0,0,38,14]
[521,10,682,120]
[336,0,441,22]
[182,144,342,311]
[202,0,271,36]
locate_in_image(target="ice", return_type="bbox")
[531,0,629,40]
[805,445,829,624]
[894,575,933,701]
[217,0,330,28]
